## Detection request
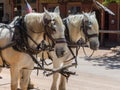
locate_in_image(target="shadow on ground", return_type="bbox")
[85,49,120,70]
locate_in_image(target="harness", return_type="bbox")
[0,16,67,73]
[81,19,98,39]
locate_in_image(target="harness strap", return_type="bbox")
[44,25,55,47]
[28,53,43,69]
[63,18,71,43]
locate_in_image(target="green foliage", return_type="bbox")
[103,0,120,5]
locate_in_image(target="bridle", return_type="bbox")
[43,17,67,47]
[80,18,99,57]
[63,16,99,65]
[81,19,98,40]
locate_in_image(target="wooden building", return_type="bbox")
[0,0,120,46]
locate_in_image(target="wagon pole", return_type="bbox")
[45,63,77,77]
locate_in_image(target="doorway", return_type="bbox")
[0,3,4,22]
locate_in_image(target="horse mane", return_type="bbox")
[24,13,45,33]
[67,14,83,27]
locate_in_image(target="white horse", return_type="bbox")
[0,16,19,73]
[0,6,67,90]
[50,12,100,90]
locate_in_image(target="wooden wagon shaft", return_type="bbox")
[45,63,77,76]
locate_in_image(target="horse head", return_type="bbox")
[24,6,67,58]
[43,6,68,57]
[81,12,99,50]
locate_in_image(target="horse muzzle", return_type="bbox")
[89,40,99,50]
[55,47,66,58]
[55,38,67,58]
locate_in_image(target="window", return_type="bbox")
[16,0,21,4]
[69,6,81,14]
[28,0,36,3]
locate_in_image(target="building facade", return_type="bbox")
[0,0,120,46]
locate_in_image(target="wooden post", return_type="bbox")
[100,10,105,46]
[11,0,14,19]
[36,0,39,12]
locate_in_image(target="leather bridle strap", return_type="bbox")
[55,38,66,43]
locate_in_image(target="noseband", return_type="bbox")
[81,19,98,39]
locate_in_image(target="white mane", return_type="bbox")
[67,14,84,42]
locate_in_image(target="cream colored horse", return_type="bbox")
[0,6,67,90]
[50,12,100,90]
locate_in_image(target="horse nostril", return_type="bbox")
[55,48,65,58]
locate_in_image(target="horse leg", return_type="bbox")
[51,59,62,90]
[0,68,2,79]
[59,75,67,90]
[20,69,32,90]
[10,67,19,90]
[28,77,34,89]
[59,56,73,90]
[0,58,3,79]
[51,73,60,90]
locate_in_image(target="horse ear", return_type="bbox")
[82,11,85,15]
[44,7,51,19]
[82,11,88,20]
[54,6,60,15]
[91,11,96,17]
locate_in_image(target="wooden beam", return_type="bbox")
[99,30,120,34]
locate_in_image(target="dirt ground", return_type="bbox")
[0,47,120,90]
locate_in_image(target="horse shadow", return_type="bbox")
[85,48,120,70]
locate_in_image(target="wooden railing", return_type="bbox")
[99,30,120,46]
[99,30,120,34]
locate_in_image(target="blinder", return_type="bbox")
[81,19,98,39]
[43,17,56,32]
[43,17,67,48]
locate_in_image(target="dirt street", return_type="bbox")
[0,47,120,90]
